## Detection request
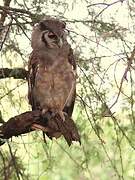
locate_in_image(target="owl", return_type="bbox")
[28,18,78,141]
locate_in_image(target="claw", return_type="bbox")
[42,108,48,115]
[52,111,66,121]
[59,111,65,121]
[31,123,49,132]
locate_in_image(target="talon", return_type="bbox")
[52,112,56,117]
[31,123,49,132]
[59,111,66,122]
[42,108,48,115]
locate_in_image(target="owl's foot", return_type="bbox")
[59,111,66,121]
[31,123,49,132]
[42,108,48,115]
[52,111,66,122]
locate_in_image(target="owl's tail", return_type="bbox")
[31,111,81,146]
[46,113,81,146]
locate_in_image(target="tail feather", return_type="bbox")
[54,114,81,146]
[31,111,81,146]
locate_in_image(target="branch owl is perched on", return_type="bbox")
[28,18,79,142]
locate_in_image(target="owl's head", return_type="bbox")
[31,18,67,49]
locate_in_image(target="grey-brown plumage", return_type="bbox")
[28,18,80,145]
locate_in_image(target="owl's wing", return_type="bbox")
[28,51,39,110]
[63,47,76,117]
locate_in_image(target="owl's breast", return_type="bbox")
[33,62,75,111]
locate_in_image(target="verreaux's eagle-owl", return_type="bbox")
[28,18,78,141]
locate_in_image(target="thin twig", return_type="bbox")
[0,18,12,51]
[110,47,135,109]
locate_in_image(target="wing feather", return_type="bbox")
[63,47,76,117]
[28,51,39,110]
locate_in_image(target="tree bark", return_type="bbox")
[0,68,28,79]
[0,110,81,146]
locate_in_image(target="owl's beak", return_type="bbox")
[57,38,63,48]
[42,31,63,48]
[48,31,63,48]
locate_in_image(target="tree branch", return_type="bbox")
[110,47,135,109]
[0,110,80,146]
[0,5,33,17]
[0,0,12,25]
[0,68,28,79]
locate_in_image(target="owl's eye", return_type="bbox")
[39,22,48,31]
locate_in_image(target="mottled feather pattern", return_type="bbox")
[28,18,80,145]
